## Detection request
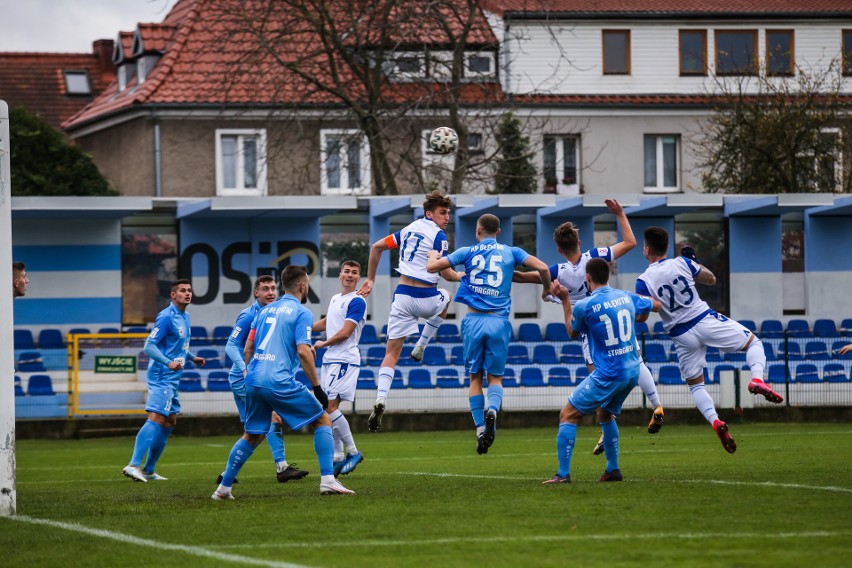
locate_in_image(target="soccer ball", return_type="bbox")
[429,126,459,155]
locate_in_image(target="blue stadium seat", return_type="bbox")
[359,369,375,380]
[391,369,406,390]
[780,341,803,360]
[833,341,852,359]
[763,342,777,361]
[436,323,461,343]
[805,341,829,360]
[507,344,531,365]
[533,344,559,365]
[787,319,812,338]
[739,319,757,333]
[191,326,211,346]
[559,344,584,364]
[767,364,788,384]
[356,376,377,390]
[178,372,204,392]
[712,364,737,384]
[840,318,852,336]
[643,344,668,363]
[652,321,666,337]
[14,376,25,397]
[823,363,849,383]
[794,363,820,383]
[706,347,723,362]
[96,327,122,347]
[408,369,433,389]
[197,348,223,369]
[634,321,650,337]
[125,326,149,334]
[547,367,573,386]
[405,324,424,343]
[760,319,784,338]
[574,366,589,383]
[517,323,543,343]
[38,329,65,349]
[667,342,679,361]
[658,365,681,385]
[211,326,232,346]
[813,319,837,338]
[423,345,448,366]
[360,324,379,344]
[544,322,569,342]
[207,371,231,391]
[366,346,385,367]
[501,368,518,387]
[436,368,462,388]
[14,329,36,350]
[381,324,389,341]
[17,351,46,372]
[398,345,417,366]
[450,345,465,366]
[724,350,746,362]
[27,374,55,396]
[519,367,545,387]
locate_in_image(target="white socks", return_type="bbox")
[331,409,358,455]
[376,366,394,402]
[745,337,767,381]
[689,382,719,424]
[416,315,444,347]
[638,362,661,408]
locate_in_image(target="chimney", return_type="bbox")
[92,39,115,73]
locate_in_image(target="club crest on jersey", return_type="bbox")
[441,240,449,251]
[597,247,608,256]
[178,327,185,337]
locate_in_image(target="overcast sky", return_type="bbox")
[0,0,179,53]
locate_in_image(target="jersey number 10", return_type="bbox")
[599,309,634,347]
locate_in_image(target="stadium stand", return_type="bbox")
[38,329,65,349]
[795,363,820,383]
[408,369,433,389]
[366,346,385,366]
[813,319,838,338]
[450,345,465,366]
[507,344,531,365]
[823,363,848,383]
[658,365,681,385]
[211,325,232,346]
[767,364,788,384]
[179,372,204,392]
[27,374,55,396]
[787,319,812,337]
[191,326,211,346]
[436,369,463,388]
[652,321,666,337]
[544,322,569,342]
[805,341,829,360]
[14,376,25,397]
[206,371,231,392]
[643,343,668,363]
[739,319,757,333]
[423,345,448,366]
[635,321,649,337]
[398,345,417,366]
[706,347,723,362]
[841,318,852,335]
[712,364,737,384]
[361,324,379,344]
[760,319,784,337]
[574,366,589,383]
[520,367,545,387]
[517,323,543,343]
[833,341,852,359]
[14,329,36,350]
[391,371,406,389]
[532,344,559,365]
[547,367,573,386]
[779,341,803,360]
[17,351,46,372]
[559,344,584,364]
[197,348,223,369]
[502,368,518,387]
[436,323,461,343]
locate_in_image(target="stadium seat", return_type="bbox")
[191,326,211,346]
[436,323,461,343]
[27,374,55,396]
[507,344,531,365]
[178,372,204,392]
[359,369,375,380]
[652,321,666,337]
[794,363,820,383]
[398,345,417,366]
[823,363,849,383]
[559,344,584,364]
[779,341,803,360]
[712,364,737,384]
[532,344,559,365]
[634,321,650,338]
[436,368,462,388]
[832,341,852,359]
[786,319,812,337]
[501,368,518,387]
[408,369,433,389]
[724,350,746,362]
[68,328,93,346]
[14,376,25,397]
[17,351,46,372]
[547,367,573,386]
[658,365,681,385]
[643,344,668,363]
[450,345,465,366]
[314,347,326,367]
[38,328,65,349]
[544,322,569,342]
[211,325,232,346]
[366,346,385,367]
[574,366,589,383]
[763,342,777,361]
[760,319,784,338]
[405,324,424,343]
[196,348,223,369]
[391,369,405,390]
[517,323,543,343]
[813,319,837,338]
[207,371,231,392]
[381,324,389,341]
[840,318,852,336]
[706,347,723,362]
[356,377,377,390]
[423,345,448,366]
[767,364,789,384]
[805,341,829,360]
[519,367,545,387]
[361,324,379,345]
[294,371,312,388]
[739,319,757,333]
[14,329,36,350]
[667,342,679,361]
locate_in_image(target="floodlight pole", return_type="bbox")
[0,100,17,516]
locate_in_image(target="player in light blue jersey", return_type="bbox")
[213,266,353,499]
[637,227,783,454]
[312,260,367,477]
[543,259,658,484]
[428,214,551,454]
[358,190,462,432]
[217,275,308,486]
[122,279,206,483]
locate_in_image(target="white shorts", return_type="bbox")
[321,362,360,402]
[386,286,451,340]
[673,314,752,379]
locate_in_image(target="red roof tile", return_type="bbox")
[482,0,852,17]
[134,24,178,55]
[114,31,135,62]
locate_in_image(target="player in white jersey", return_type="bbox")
[514,199,666,443]
[636,227,784,454]
[358,191,462,431]
[312,260,366,476]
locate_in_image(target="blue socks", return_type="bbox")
[556,422,577,478]
[313,425,334,476]
[221,438,255,488]
[266,422,285,464]
[600,419,619,472]
[129,420,159,466]
[487,384,503,412]
[143,425,173,473]
[469,394,485,428]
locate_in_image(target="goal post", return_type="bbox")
[1,100,17,516]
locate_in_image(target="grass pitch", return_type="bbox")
[3,422,852,567]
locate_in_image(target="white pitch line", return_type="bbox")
[6,515,312,568]
[212,530,852,550]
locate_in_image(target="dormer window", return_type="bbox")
[64,71,91,95]
[465,52,495,78]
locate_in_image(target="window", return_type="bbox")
[602,30,630,75]
[715,30,757,75]
[384,52,425,81]
[215,129,267,196]
[766,30,794,76]
[543,135,580,194]
[321,130,371,195]
[465,52,495,78]
[116,63,136,92]
[679,30,707,75]
[644,135,679,192]
[843,30,852,76]
[798,128,842,192]
[64,71,91,95]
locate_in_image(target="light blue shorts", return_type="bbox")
[568,373,639,416]
[229,373,247,423]
[145,382,180,416]
[462,314,512,377]
[244,381,323,434]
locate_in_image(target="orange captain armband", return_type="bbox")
[384,234,399,250]
[247,329,257,342]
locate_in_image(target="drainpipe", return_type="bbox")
[153,112,162,197]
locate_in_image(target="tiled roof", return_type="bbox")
[134,24,178,55]
[0,44,115,128]
[114,31,135,62]
[63,0,501,131]
[510,93,852,107]
[483,0,852,17]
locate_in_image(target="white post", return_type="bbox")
[0,100,17,516]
